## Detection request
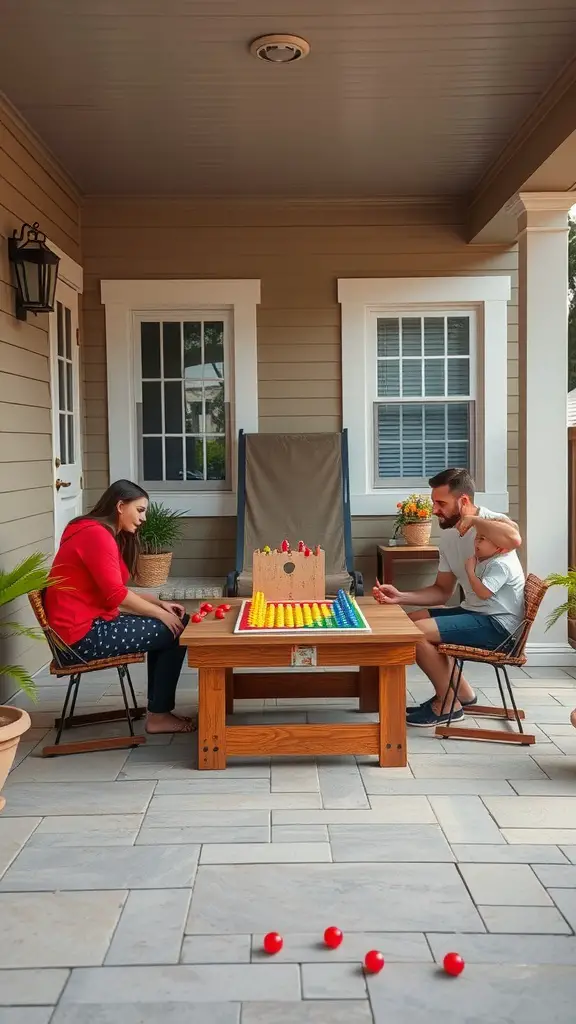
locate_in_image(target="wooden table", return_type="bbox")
[377,544,439,584]
[181,598,421,770]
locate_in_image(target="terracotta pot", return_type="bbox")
[402,521,432,547]
[135,552,173,587]
[0,706,31,812]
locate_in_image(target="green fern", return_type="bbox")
[0,552,54,702]
[545,570,576,630]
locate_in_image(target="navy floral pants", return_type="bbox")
[70,613,189,714]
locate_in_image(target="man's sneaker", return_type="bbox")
[405,694,477,714]
[406,703,465,728]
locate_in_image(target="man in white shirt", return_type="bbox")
[373,468,523,728]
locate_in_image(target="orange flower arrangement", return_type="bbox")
[393,493,433,536]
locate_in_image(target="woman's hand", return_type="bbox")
[159,600,185,618]
[157,609,185,637]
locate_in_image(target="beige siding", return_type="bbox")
[0,98,81,700]
[82,198,518,581]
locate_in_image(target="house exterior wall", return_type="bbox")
[0,99,81,700]
[81,198,518,589]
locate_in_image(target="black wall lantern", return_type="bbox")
[8,221,60,321]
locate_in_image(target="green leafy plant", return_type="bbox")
[0,552,53,701]
[138,502,186,555]
[545,571,576,629]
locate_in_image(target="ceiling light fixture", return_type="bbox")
[250,34,310,63]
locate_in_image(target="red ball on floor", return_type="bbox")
[324,927,343,948]
[443,952,465,976]
[263,932,283,955]
[364,950,385,973]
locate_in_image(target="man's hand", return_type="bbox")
[465,555,477,575]
[160,600,185,618]
[372,582,403,605]
[456,515,477,537]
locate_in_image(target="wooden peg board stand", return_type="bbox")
[252,547,325,602]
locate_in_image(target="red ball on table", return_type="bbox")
[215,608,226,619]
[443,952,465,976]
[364,950,385,973]
[200,602,213,613]
[263,932,283,955]
[191,613,203,623]
[324,926,343,949]
[219,603,231,612]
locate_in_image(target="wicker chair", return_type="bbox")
[28,591,147,757]
[434,574,548,746]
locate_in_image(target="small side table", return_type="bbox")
[377,544,439,584]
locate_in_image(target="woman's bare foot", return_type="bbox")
[570,708,576,730]
[145,712,196,734]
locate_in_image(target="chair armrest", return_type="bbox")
[350,571,364,596]
[226,571,239,598]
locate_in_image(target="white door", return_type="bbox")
[50,280,83,545]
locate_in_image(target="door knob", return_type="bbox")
[55,479,71,491]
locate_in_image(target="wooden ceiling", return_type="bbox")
[1,0,576,197]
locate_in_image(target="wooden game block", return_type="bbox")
[252,546,325,602]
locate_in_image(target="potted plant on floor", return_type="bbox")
[0,552,52,811]
[393,494,434,547]
[135,501,187,587]
[545,570,576,645]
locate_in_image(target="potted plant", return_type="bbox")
[135,501,186,587]
[1,552,52,811]
[545,570,576,644]
[393,494,434,547]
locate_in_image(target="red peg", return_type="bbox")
[263,932,283,955]
[298,540,304,552]
[281,539,289,553]
[443,952,465,976]
[191,613,202,623]
[304,547,311,557]
[219,603,231,612]
[364,950,385,973]
[324,926,343,949]
[215,608,226,619]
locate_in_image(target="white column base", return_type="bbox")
[524,642,576,667]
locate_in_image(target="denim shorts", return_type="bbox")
[429,606,512,651]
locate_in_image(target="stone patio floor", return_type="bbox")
[2,660,576,1022]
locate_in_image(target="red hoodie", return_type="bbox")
[45,520,130,645]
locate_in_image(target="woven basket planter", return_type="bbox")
[402,521,432,547]
[135,552,173,587]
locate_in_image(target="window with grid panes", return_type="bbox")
[139,317,229,487]
[374,315,474,486]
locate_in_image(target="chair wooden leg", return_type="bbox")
[47,662,147,756]
[42,735,145,757]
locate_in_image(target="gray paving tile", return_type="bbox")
[181,935,251,963]
[548,889,576,930]
[364,797,436,823]
[52,1005,240,1023]
[367,963,576,1023]
[359,776,514,796]
[510,779,576,795]
[0,845,199,891]
[60,964,300,1002]
[0,969,68,1005]
[200,843,331,864]
[133,778,271,793]
[503,829,576,845]
[6,751,130,784]
[186,863,483,933]
[484,796,576,829]
[148,794,321,812]
[426,931,576,964]
[533,865,576,887]
[0,891,125,967]
[0,818,41,876]
[452,844,569,863]
[408,755,546,779]
[459,863,551,906]
[301,962,367,998]
[524,668,573,679]
[105,889,191,965]
[271,764,319,793]
[329,824,455,862]
[317,764,369,809]
[428,796,504,844]
[0,783,155,817]
[241,1003,372,1024]
[251,931,432,963]
[0,1010,54,1024]
[479,905,572,934]
[25,814,143,848]
[272,826,328,843]
[560,847,576,864]
[137,826,269,844]
[272,809,432,826]
[142,809,270,828]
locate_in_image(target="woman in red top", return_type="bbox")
[45,479,193,734]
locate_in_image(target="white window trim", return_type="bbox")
[338,276,511,516]
[101,279,260,516]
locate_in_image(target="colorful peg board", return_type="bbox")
[234,590,371,635]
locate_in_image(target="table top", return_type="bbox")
[180,597,422,649]
[378,543,439,554]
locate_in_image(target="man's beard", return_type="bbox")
[437,512,461,531]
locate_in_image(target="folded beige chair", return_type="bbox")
[226,430,363,598]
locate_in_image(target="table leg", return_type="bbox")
[358,666,378,713]
[198,667,227,770]
[225,668,234,715]
[378,665,407,767]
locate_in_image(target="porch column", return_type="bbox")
[512,192,574,662]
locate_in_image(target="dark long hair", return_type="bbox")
[70,479,149,576]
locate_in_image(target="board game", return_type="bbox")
[234,588,371,635]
